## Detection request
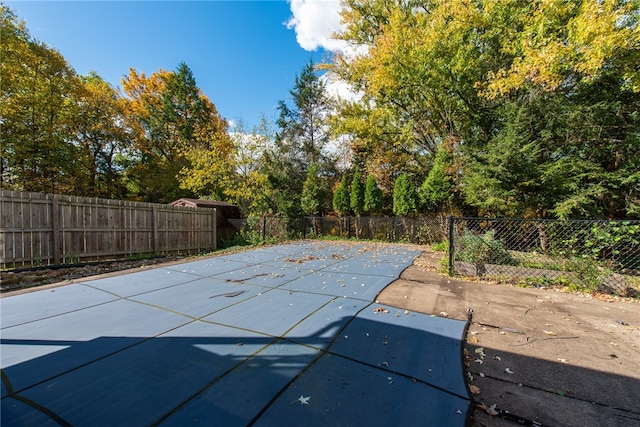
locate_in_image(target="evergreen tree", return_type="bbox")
[333,176,351,216]
[364,174,384,214]
[300,164,325,216]
[393,173,417,216]
[265,60,335,216]
[419,142,456,213]
[350,171,365,217]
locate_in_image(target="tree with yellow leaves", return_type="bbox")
[121,63,232,202]
[330,0,640,219]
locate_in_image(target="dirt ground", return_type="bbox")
[377,250,640,427]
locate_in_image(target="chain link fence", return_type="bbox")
[450,218,640,296]
[228,216,446,246]
[227,216,639,296]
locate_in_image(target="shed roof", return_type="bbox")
[170,198,237,209]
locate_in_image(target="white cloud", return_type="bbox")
[286,0,347,52]
[321,73,362,103]
[287,0,368,104]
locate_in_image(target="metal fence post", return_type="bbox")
[392,217,396,241]
[262,216,267,242]
[448,215,455,276]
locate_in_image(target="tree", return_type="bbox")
[331,0,640,219]
[1,5,82,193]
[350,171,365,217]
[419,141,457,214]
[333,176,351,216]
[331,0,497,171]
[218,118,276,217]
[73,72,131,198]
[277,59,333,169]
[393,173,417,216]
[300,164,326,216]
[264,60,336,216]
[122,63,231,203]
[364,174,383,215]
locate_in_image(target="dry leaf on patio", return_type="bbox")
[487,404,499,416]
[468,335,479,343]
[297,395,310,405]
[469,385,481,395]
[474,348,486,358]
[505,368,514,374]
[543,330,557,336]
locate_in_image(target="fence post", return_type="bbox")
[212,208,217,250]
[52,195,60,264]
[348,217,351,239]
[392,217,396,241]
[152,206,159,254]
[448,215,455,276]
[262,215,267,242]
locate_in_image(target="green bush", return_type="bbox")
[456,230,514,265]
[431,240,448,252]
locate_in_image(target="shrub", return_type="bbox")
[456,230,514,265]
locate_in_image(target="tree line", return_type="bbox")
[1,2,639,220]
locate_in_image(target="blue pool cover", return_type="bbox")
[1,241,471,426]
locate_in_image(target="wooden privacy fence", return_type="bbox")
[0,191,217,269]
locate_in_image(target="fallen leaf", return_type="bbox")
[468,335,479,343]
[505,368,514,374]
[469,385,481,395]
[557,358,568,364]
[474,359,484,364]
[493,355,501,361]
[298,395,310,405]
[479,372,485,378]
[474,348,486,358]
[487,404,499,416]
[556,389,565,396]
[543,330,557,336]
[456,409,463,414]
[440,311,449,317]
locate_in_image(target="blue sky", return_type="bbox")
[6,1,347,129]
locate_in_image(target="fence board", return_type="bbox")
[1,191,217,269]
